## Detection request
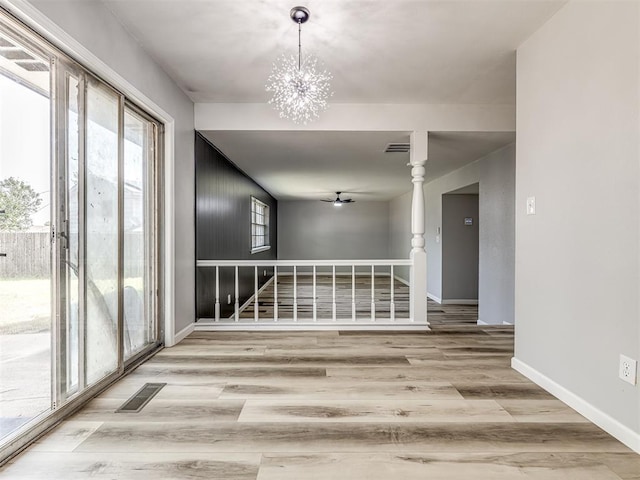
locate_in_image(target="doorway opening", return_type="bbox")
[441,183,479,312]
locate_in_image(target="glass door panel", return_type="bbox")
[123,107,156,359]
[61,72,81,399]
[84,80,119,386]
[0,30,52,440]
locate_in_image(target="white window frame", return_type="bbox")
[250,196,270,254]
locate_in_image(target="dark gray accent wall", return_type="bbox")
[195,133,277,319]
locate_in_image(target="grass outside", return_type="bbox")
[0,278,50,334]
[0,277,144,334]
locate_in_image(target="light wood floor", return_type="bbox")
[2,301,639,479]
[238,275,410,321]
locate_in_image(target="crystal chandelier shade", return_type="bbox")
[265,7,333,124]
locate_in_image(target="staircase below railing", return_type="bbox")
[196,259,427,330]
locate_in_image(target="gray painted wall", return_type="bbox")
[442,194,479,301]
[22,0,196,334]
[479,146,515,325]
[278,201,389,260]
[389,143,515,324]
[516,1,639,435]
[388,186,412,279]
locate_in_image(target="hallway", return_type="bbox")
[2,302,638,479]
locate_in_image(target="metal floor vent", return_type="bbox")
[116,383,166,413]
[384,143,411,153]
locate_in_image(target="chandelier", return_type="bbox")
[266,6,333,124]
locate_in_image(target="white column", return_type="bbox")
[410,131,428,326]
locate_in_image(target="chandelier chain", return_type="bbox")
[298,20,302,71]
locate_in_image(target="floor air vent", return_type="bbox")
[384,143,410,153]
[116,383,166,413]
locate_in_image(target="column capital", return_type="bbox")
[410,131,428,166]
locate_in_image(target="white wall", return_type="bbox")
[389,143,515,323]
[278,201,390,260]
[515,0,639,445]
[196,103,516,132]
[5,0,196,336]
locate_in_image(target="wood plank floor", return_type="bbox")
[226,275,410,322]
[2,301,639,479]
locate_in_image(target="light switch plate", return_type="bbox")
[526,196,536,215]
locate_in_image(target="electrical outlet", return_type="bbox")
[619,354,637,385]
[227,294,232,305]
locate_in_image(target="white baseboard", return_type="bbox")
[394,275,410,287]
[442,299,478,305]
[427,292,442,304]
[511,357,640,454]
[168,322,195,347]
[195,320,429,332]
[477,319,513,326]
[427,294,477,305]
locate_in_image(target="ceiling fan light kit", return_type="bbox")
[265,6,333,125]
[322,192,354,206]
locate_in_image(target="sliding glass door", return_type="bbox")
[56,63,161,402]
[0,10,162,460]
[84,79,120,385]
[0,25,53,440]
[123,106,157,360]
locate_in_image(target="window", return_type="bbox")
[251,197,270,253]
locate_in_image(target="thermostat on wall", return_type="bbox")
[464,217,473,226]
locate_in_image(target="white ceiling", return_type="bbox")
[201,130,515,201]
[102,1,545,200]
[103,0,566,104]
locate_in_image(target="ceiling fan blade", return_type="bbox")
[320,199,334,202]
[343,199,355,203]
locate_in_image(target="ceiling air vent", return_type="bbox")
[384,143,410,153]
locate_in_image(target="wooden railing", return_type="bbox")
[196,259,420,326]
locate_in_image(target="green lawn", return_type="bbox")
[0,277,143,334]
[0,278,51,334]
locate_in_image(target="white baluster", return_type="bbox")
[273,266,278,322]
[254,266,259,322]
[390,264,396,321]
[234,265,239,322]
[215,266,220,322]
[312,265,317,321]
[332,265,337,321]
[293,265,298,322]
[352,265,356,321]
[371,265,376,322]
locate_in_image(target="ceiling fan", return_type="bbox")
[321,192,355,207]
